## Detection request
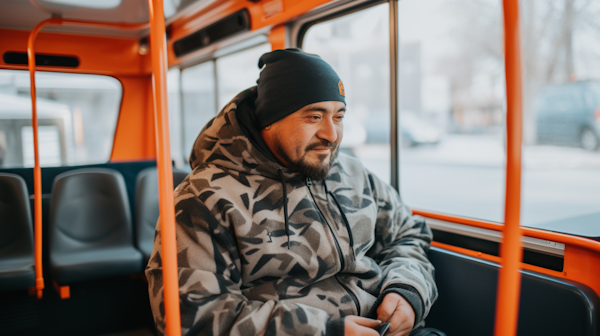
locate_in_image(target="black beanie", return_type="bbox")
[254,48,346,129]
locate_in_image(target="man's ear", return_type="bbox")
[260,127,271,145]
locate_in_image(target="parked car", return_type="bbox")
[535,80,600,151]
[363,110,441,146]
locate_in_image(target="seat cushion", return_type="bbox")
[51,246,143,285]
[0,173,35,292]
[0,256,35,292]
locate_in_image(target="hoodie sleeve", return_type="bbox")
[365,172,438,326]
[146,193,339,336]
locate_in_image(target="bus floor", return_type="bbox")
[0,276,156,336]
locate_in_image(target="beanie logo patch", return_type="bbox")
[338,80,345,96]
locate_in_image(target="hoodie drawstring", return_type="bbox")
[278,169,291,249]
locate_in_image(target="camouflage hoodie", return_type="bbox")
[146,87,437,336]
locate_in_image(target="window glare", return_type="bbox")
[167,68,185,169]
[181,61,216,161]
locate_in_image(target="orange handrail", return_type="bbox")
[148,1,182,336]
[495,0,524,335]
[27,18,60,299]
[26,16,150,300]
[413,209,600,254]
[50,18,149,30]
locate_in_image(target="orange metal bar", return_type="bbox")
[55,18,149,30]
[27,17,61,299]
[52,281,70,299]
[25,15,152,301]
[148,1,182,336]
[495,0,524,335]
[413,209,600,255]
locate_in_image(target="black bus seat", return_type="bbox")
[0,173,35,292]
[426,246,600,336]
[135,167,189,263]
[49,168,142,293]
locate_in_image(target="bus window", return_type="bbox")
[181,61,216,160]
[389,0,507,223]
[302,3,390,184]
[0,70,121,168]
[216,43,271,110]
[520,0,600,236]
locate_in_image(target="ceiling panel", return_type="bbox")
[0,0,150,37]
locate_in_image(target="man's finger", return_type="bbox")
[346,315,382,328]
[386,309,411,336]
[376,294,399,322]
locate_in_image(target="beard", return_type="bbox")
[274,138,337,181]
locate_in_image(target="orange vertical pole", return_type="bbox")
[148,1,181,336]
[269,24,286,50]
[494,0,524,335]
[26,16,146,301]
[27,17,60,299]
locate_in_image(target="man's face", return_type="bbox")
[262,101,346,180]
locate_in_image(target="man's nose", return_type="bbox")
[316,117,338,144]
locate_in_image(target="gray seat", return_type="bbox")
[49,168,142,285]
[0,173,35,292]
[135,167,188,262]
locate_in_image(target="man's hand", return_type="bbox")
[376,293,415,336]
[345,316,381,336]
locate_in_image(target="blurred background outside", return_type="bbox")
[303,0,600,236]
[0,70,121,168]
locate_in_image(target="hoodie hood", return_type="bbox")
[189,87,300,181]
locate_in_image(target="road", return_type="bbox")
[351,134,600,237]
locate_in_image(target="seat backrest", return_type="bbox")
[426,246,600,336]
[135,167,188,260]
[49,168,133,254]
[0,173,34,265]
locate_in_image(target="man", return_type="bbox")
[147,49,441,336]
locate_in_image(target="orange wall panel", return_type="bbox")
[111,75,156,161]
[166,0,333,66]
[0,28,156,161]
[564,245,600,296]
[0,28,150,76]
[269,24,286,50]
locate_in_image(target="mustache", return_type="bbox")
[305,140,337,151]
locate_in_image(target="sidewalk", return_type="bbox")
[353,134,600,170]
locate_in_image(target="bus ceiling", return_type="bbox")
[0,0,336,72]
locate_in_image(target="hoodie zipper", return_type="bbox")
[330,191,356,261]
[306,178,345,271]
[306,177,360,315]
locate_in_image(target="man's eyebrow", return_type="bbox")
[302,106,328,113]
[302,106,347,113]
